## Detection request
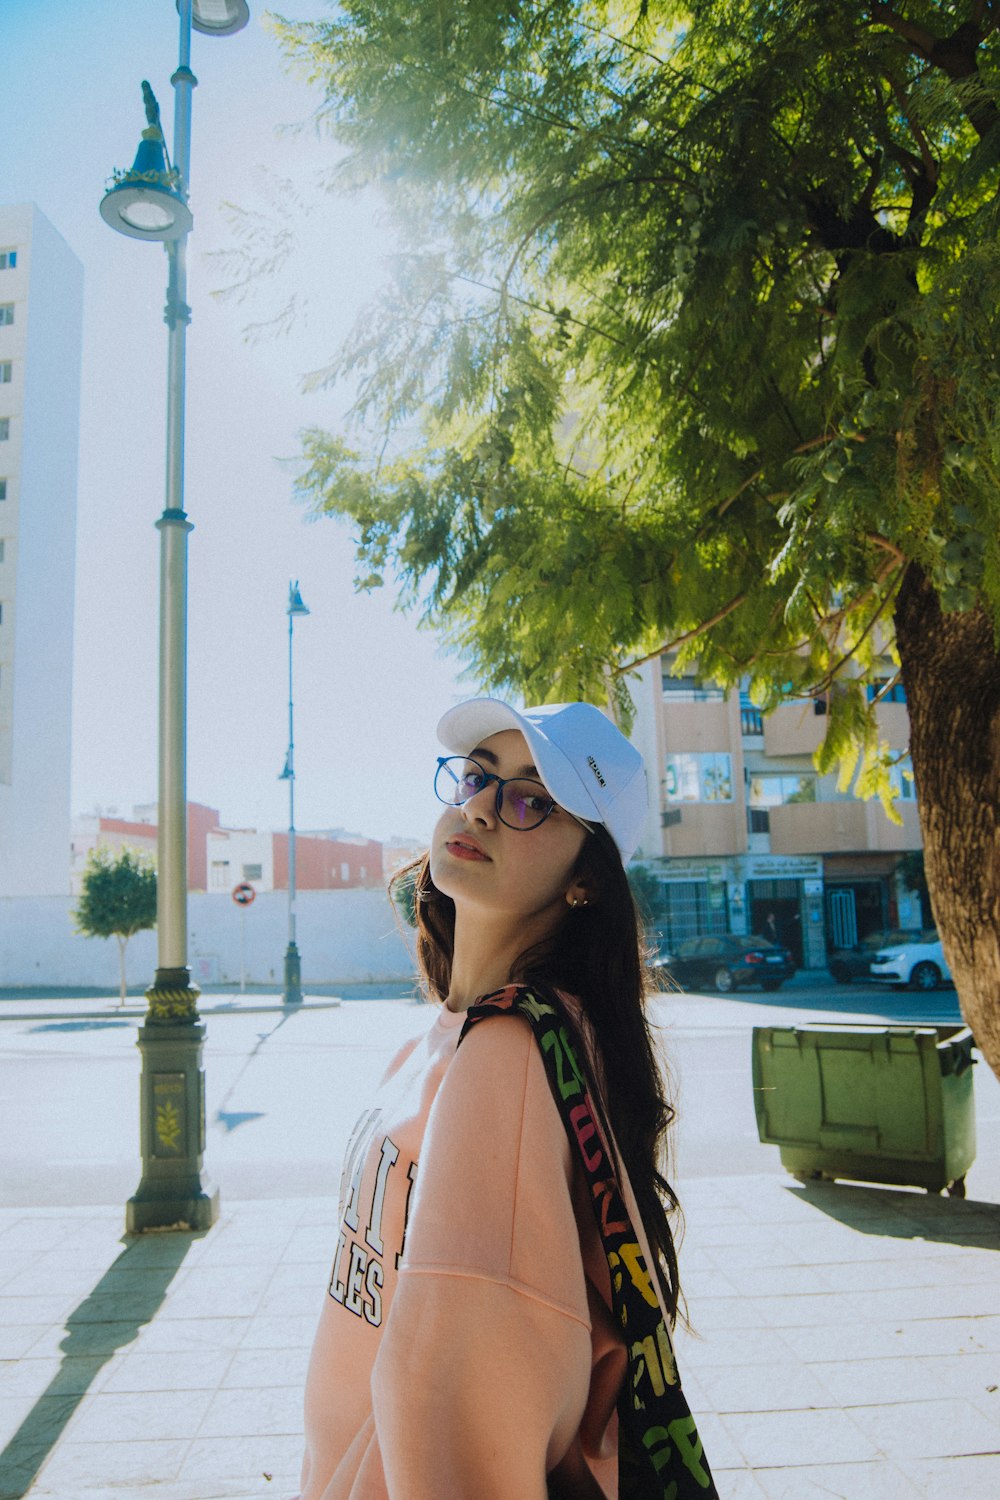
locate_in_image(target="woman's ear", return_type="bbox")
[565,882,596,909]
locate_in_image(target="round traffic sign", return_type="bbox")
[232,882,256,906]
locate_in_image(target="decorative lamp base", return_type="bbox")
[283,942,303,1005]
[126,973,219,1234]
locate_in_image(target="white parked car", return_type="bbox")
[869,930,953,990]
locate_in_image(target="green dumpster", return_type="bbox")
[752,1024,976,1195]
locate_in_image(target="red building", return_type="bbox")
[272,831,383,890]
[71,802,221,894]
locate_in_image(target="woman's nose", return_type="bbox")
[462,779,498,826]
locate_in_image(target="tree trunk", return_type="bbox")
[116,935,129,1007]
[895,563,1000,1081]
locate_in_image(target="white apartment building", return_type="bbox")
[0,206,83,896]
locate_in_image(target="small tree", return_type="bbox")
[74,847,157,1005]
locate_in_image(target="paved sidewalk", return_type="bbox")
[1,1176,998,1499]
[0,994,349,1024]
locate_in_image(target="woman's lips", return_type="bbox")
[445,838,490,861]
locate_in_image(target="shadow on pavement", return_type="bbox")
[27,1020,133,1034]
[0,981,422,1003]
[788,1179,1000,1247]
[0,1230,202,1498]
[705,984,963,1025]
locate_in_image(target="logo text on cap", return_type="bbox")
[587,755,606,788]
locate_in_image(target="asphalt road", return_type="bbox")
[2,977,997,1210]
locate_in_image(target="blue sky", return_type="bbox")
[3,0,476,845]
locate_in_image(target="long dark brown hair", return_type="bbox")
[391,824,683,1324]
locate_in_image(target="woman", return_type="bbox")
[296,698,714,1499]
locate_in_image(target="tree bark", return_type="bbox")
[895,563,1000,1081]
[116,935,128,1007]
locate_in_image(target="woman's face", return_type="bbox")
[430,729,589,925]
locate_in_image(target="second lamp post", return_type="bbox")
[280,581,310,1003]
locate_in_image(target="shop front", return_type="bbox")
[823,853,910,949]
[641,853,828,968]
[642,858,731,953]
[735,854,826,969]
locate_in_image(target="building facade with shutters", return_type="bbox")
[629,654,924,968]
[0,206,83,896]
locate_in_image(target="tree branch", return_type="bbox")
[615,592,749,675]
[807,570,903,695]
[870,4,998,138]
[867,531,907,567]
[450,272,630,348]
[869,2,937,61]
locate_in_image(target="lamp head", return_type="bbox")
[182,0,251,35]
[288,581,310,618]
[100,127,192,242]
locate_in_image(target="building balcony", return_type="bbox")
[660,698,732,753]
[768,799,923,855]
[874,701,911,751]
[660,802,745,857]
[740,705,764,737]
[762,701,827,757]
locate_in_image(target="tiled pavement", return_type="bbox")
[1,1175,998,1499]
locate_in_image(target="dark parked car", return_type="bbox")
[651,934,796,994]
[827,929,922,984]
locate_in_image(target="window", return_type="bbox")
[0,363,11,384]
[867,678,907,704]
[0,480,5,499]
[0,420,9,441]
[747,775,816,834]
[749,774,817,807]
[888,758,917,801]
[661,663,725,701]
[665,752,733,803]
[0,252,16,271]
[210,859,230,889]
[242,862,262,881]
[0,306,12,326]
[341,862,350,881]
[0,542,5,564]
[0,604,3,624]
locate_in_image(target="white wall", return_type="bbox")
[0,887,415,990]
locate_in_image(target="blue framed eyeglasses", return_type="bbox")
[434,756,569,831]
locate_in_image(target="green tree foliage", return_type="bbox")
[278,2,999,739]
[74,847,157,1005]
[271,0,1000,1070]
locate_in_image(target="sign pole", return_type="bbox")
[231,882,256,994]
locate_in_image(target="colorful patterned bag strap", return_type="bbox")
[459,984,718,1500]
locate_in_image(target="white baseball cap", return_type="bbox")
[436,698,648,864]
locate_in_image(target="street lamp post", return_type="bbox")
[101,0,249,1233]
[280,582,310,1004]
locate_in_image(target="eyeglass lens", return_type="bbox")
[434,758,556,830]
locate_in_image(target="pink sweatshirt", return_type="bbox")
[296,999,639,1500]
